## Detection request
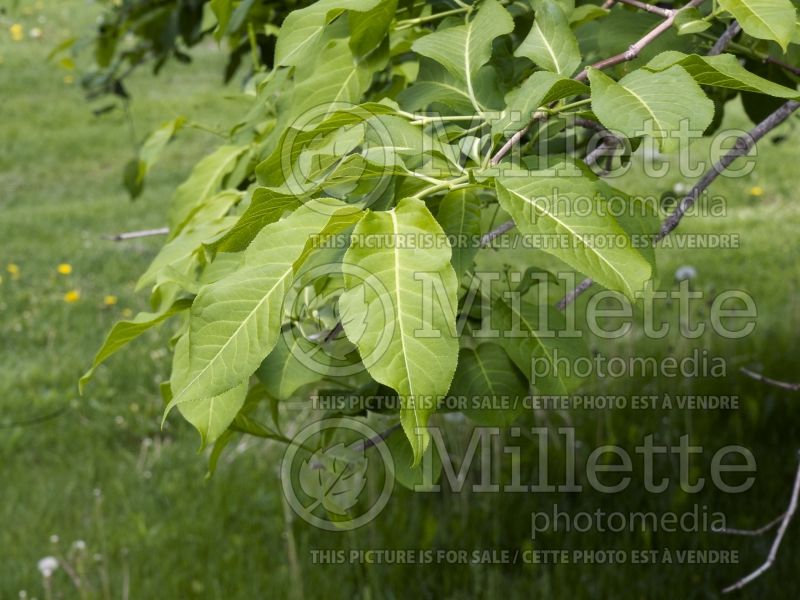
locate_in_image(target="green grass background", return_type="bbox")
[1,1,799,598]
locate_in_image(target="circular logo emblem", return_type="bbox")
[281,418,395,531]
[280,261,396,378]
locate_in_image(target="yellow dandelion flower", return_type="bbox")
[6,263,20,279]
[57,263,72,275]
[63,75,74,85]
[64,290,80,303]
[121,308,133,318]
[748,186,764,197]
[10,24,24,41]
[103,295,118,306]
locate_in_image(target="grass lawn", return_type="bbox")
[1,1,799,598]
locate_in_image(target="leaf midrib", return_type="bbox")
[507,186,634,297]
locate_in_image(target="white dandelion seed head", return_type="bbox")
[37,557,58,578]
[674,265,697,282]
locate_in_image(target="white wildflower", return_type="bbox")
[674,265,697,282]
[37,557,58,578]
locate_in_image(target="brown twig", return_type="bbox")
[490,0,705,166]
[613,0,673,18]
[584,137,622,168]
[480,220,517,247]
[741,367,800,391]
[573,0,705,82]
[721,456,800,593]
[358,422,402,451]
[657,100,799,239]
[708,20,741,56]
[714,511,787,536]
[557,99,800,309]
[763,56,800,78]
[104,227,169,241]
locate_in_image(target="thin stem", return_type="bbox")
[574,0,706,82]
[722,456,800,593]
[491,0,707,165]
[411,114,480,125]
[547,98,592,114]
[395,6,470,29]
[707,20,741,55]
[714,511,787,536]
[556,99,800,309]
[411,174,470,199]
[480,220,517,247]
[104,227,169,241]
[741,367,800,391]
[614,0,673,18]
[699,33,800,76]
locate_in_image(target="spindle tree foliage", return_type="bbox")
[82,0,799,491]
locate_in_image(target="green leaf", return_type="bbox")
[275,0,382,67]
[206,429,237,478]
[383,422,441,490]
[256,103,397,188]
[228,0,257,33]
[171,335,247,446]
[80,299,192,393]
[588,65,714,151]
[210,0,233,40]
[256,329,331,400]
[204,382,282,477]
[124,117,186,199]
[175,190,243,236]
[493,71,589,137]
[289,37,385,120]
[166,200,362,413]
[449,343,528,426]
[719,0,796,50]
[136,218,237,292]
[397,59,484,114]
[673,8,711,35]
[231,414,284,440]
[568,4,608,28]
[339,197,459,464]
[489,296,587,394]
[211,188,302,253]
[495,171,654,298]
[646,52,800,99]
[411,0,514,112]
[349,0,397,57]
[436,188,481,281]
[169,144,249,230]
[299,441,368,517]
[515,0,581,76]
